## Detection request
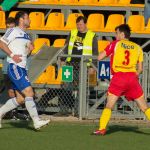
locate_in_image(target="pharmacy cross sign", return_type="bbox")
[62,66,73,82]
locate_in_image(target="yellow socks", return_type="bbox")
[145,108,150,120]
[99,108,111,130]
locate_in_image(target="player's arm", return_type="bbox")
[98,51,107,61]
[0,28,22,63]
[98,41,116,61]
[0,40,22,63]
[27,41,34,56]
[136,61,143,76]
[136,47,143,76]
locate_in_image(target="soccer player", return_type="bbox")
[93,24,150,135]
[0,11,50,130]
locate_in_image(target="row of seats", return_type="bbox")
[34,66,62,84]
[1,11,149,33]
[34,65,97,86]
[20,0,144,7]
[32,38,110,54]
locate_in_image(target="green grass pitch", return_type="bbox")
[0,120,150,150]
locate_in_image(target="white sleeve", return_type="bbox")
[0,28,16,45]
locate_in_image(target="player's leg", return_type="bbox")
[22,86,50,130]
[93,73,123,135]
[0,96,20,128]
[135,95,150,120]
[93,93,119,135]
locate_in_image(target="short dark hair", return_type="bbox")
[115,24,131,39]
[15,11,28,26]
[76,16,87,24]
[6,17,15,25]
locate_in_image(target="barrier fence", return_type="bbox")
[32,52,150,120]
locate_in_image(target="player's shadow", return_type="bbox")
[107,125,150,135]
[9,120,33,131]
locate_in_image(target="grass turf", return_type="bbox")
[0,120,150,150]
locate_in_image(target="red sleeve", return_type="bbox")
[105,40,119,56]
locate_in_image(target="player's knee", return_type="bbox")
[106,103,114,110]
[25,91,34,97]
[16,97,25,105]
[23,87,34,97]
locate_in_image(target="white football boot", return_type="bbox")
[34,119,50,130]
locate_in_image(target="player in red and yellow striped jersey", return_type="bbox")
[93,24,150,135]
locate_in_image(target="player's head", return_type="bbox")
[15,11,30,28]
[115,24,131,40]
[76,16,87,33]
[6,17,15,28]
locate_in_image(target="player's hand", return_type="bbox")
[12,55,22,63]
[27,42,34,53]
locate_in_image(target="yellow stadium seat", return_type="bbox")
[8,11,18,18]
[145,18,150,33]
[101,14,124,32]
[0,11,6,29]
[34,71,47,84]
[39,0,58,4]
[63,13,83,30]
[78,0,98,5]
[87,14,104,31]
[127,15,145,33]
[46,66,56,84]
[32,38,50,54]
[20,0,58,4]
[59,0,78,4]
[98,40,110,53]
[117,0,131,5]
[53,39,66,47]
[54,68,62,84]
[34,66,56,84]
[29,12,45,30]
[99,0,117,4]
[44,12,64,30]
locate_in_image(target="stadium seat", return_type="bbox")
[78,0,98,5]
[46,65,56,84]
[54,68,62,84]
[63,13,83,30]
[59,0,78,4]
[32,38,50,54]
[20,0,58,4]
[39,0,58,4]
[145,18,150,33]
[127,15,145,33]
[8,11,18,18]
[117,0,131,5]
[34,71,47,84]
[0,11,6,29]
[53,39,66,47]
[101,14,124,32]
[29,12,45,30]
[98,40,110,53]
[87,14,104,31]
[99,0,117,5]
[44,12,64,30]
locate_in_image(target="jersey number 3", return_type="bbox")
[122,50,130,65]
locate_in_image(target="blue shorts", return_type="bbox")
[7,63,31,91]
